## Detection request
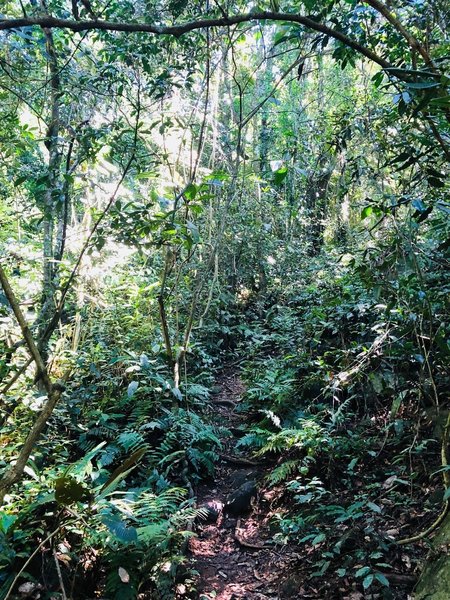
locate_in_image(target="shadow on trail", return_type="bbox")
[188,370,299,600]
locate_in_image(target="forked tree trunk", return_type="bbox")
[0,265,67,503]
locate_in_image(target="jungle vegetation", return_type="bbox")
[0,0,449,598]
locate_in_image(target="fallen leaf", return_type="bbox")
[118,566,130,583]
[18,582,38,594]
[402,554,412,568]
[383,475,397,489]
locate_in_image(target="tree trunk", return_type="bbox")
[38,26,64,359]
[0,265,67,503]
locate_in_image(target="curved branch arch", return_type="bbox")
[0,11,393,70]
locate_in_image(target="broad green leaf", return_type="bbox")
[135,171,156,180]
[416,206,433,222]
[184,183,197,200]
[102,516,138,543]
[347,458,358,471]
[14,176,28,187]
[311,532,326,546]
[127,381,139,397]
[99,447,147,496]
[186,221,200,243]
[273,166,288,185]
[374,572,390,587]
[428,176,445,188]
[172,387,183,401]
[385,67,439,78]
[0,512,17,534]
[140,353,150,368]
[404,81,440,89]
[361,206,372,219]
[367,502,382,513]
[55,476,90,505]
[371,71,384,88]
[411,199,426,213]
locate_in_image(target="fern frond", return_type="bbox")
[267,460,301,485]
[117,430,145,452]
[236,428,271,449]
[99,444,121,467]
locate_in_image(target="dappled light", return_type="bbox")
[0,1,449,599]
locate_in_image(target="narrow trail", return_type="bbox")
[188,369,299,600]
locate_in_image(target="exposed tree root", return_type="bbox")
[234,519,269,549]
[397,502,449,545]
[219,453,260,466]
[397,411,450,545]
[211,398,237,408]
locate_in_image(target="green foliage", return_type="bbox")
[153,408,227,480]
[0,440,205,598]
[238,418,325,458]
[0,2,448,596]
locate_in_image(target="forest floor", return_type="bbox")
[183,369,424,600]
[186,369,301,600]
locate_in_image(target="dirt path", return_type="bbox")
[187,370,298,600]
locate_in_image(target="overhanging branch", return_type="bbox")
[0,12,392,70]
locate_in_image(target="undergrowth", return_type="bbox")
[234,246,449,597]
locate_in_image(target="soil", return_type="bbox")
[184,370,427,600]
[187,370,299,600]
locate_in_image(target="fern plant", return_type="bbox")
[239,418,327,485]
[267,460,303,485]
[94,485,205,599]
[255,420,325,456]
[58,447,205,599]
[238,419,325,456]
[148,408,227,480]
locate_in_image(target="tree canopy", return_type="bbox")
[0,0,449,598]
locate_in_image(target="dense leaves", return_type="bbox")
[0,1,449,598]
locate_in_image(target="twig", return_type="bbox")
[0,265,70,501]
[0,357,33,395]
[0,265,52,394]
[53,548,68,600]
[211,398,237,408]
[5,526,62,600]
